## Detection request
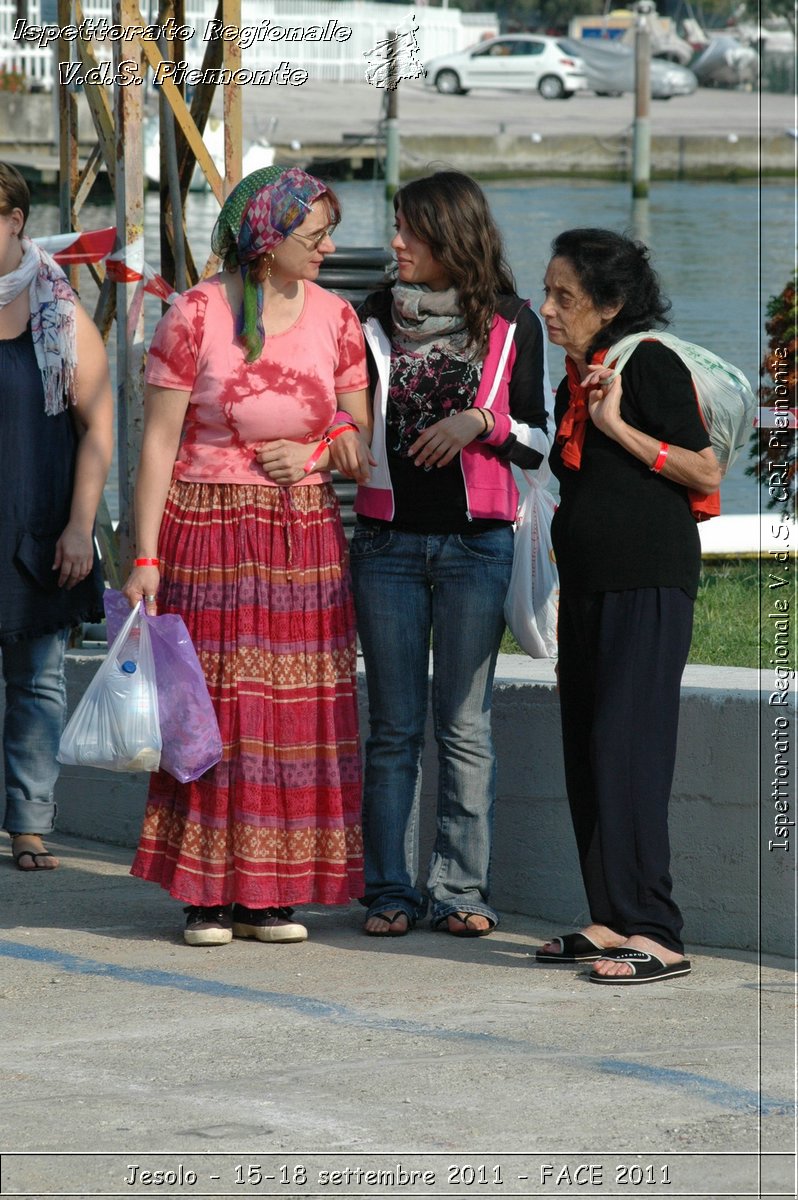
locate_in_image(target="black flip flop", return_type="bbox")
[433,912,496,938]
[535,932,606,963]
[13,849,58,872]
[363,910,412,938]
[588,948,692,985]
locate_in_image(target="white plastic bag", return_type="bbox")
[58,602,162,772]
[604,332,755,472]
[504,465,559,659]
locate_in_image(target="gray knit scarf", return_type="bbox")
[391,282,476,361]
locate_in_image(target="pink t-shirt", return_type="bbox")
[144,276,368,486]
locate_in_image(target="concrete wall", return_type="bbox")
[2,651,788,956]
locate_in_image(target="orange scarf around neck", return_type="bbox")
[557,349,720,522]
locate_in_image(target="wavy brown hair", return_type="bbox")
[0,162,30,230]
[394,171,515,359]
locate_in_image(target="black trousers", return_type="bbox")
[557,586,694,955]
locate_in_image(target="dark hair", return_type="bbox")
[395,171,515,358]
[0,162,30,231]
[550,228,670,360]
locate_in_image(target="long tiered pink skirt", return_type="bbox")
[130,480,364,907]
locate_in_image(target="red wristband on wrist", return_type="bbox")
[134,557,159,567]
[302,423,359,474]
[650,443,669,474]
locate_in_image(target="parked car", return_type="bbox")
[558,37,698,99]
[423,35,589,100]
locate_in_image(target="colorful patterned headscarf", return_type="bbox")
[211,165,328,362]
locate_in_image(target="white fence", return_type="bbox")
[1,2,498,88]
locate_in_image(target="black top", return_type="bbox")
[359,289,547,535]
[0,324,104,644]
[549,340,711,599]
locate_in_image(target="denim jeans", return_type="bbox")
[350,525,514,927]
[2,629,68,835]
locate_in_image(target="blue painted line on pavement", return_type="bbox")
[3,940,793,1118]
[0,938,503,1045]
[599,1058,795,1116]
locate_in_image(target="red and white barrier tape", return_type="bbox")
[33,227,178,303]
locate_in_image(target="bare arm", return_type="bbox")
[255,387,374,486]
[326,387,375,482]
[121,383,190,611]
[584,366,722,495]
[54,303,114,589]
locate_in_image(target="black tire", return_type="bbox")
[435,69,463,95]
[538,74,566,100]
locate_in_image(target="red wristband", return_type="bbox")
[302,423,359,474]
[650,443,669,474]
[134,557,159,567]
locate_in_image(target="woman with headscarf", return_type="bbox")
[0,162,113,873]
[122,166,372,946]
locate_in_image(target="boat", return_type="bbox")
[690,36,759,88]
[143,116,275,191]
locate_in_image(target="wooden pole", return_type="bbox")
[632,2,652,200]
[222,0,243,195]
[113,0,146,572]
[384,31,400,201]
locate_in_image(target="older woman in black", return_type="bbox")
[535,229,721,984]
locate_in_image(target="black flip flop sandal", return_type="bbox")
[535,932,606,963]
[13,849,58,871]
[588,948,692,985]
[433,912,496,938]
[363,910,413,938]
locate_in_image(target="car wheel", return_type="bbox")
[435,69,463,95]
[538,74,566,100]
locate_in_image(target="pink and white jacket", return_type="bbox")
[355,292,552,524]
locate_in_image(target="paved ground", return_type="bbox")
[237,80,795,147]
[0,833,794,1199]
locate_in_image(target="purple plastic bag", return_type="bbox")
[104,590,222,782]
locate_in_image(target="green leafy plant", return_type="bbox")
[747,271,797,515]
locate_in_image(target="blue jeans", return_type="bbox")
[2,629,68,835]
[350,525,514,927]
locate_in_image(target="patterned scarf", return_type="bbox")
[211,165,328,362]
[391,282,475,362]
[0,237,76,414]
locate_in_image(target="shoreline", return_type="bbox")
[3,84,794,185]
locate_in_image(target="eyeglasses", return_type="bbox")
[289,223,339,250]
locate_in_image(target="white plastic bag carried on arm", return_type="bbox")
[503,461,559,659]
[57,602,162,772]
[603,332,756,472]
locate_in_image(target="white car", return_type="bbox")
[423,35,589,100]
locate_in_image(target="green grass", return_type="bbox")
[690,559,759,668]
[500,560,761,668]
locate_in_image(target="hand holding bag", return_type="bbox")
[504,463,559,659]
[57,601,162,772]
[104,589,222,783]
